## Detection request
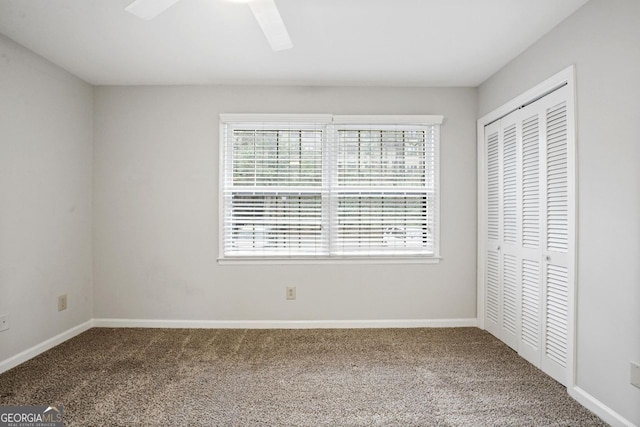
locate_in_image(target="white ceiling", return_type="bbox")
[0,0,588,86]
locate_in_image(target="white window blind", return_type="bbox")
[222,122,327,257]
[220,115,442,261]
[333,126,437,255]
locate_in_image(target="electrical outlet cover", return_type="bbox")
[58,294,68,311]
[0,314,9,332]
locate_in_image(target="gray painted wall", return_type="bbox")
[92,85,478,322]
[0,34,93,362]
[479,0,640,423]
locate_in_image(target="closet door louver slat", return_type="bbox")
[522,115,540,249]
[502,254,518,336]
[502,125,518,244]
[486,250,500,326]
[545,264,569,367]
[520,260,540,351]
[546,102,569,253]
[487,132,500,242]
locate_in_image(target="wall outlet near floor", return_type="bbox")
[0,314,9,332]
[58,294,68,312]
[286,286,296,300]
[631,361,640,389]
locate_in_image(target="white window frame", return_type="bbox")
[218,114,443,264]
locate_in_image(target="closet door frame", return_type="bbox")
[477,65,577,387]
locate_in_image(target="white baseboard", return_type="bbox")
[92,317,478,329]
[0,320,93,375]
[569,386,637,427]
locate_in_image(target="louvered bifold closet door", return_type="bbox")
[482,82,573,387]
[484,120,502,339]
[540,86,572,386]
[499,113,522,350]
[518,109,543,367]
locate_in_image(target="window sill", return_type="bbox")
[217,256,442,265]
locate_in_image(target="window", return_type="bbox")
[220,114,442,262]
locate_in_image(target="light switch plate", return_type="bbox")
[631,361,640,389]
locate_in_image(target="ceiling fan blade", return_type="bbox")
[248,0,293,51]
[125,0,182,20]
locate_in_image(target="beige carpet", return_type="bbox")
[0,327,604,426]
